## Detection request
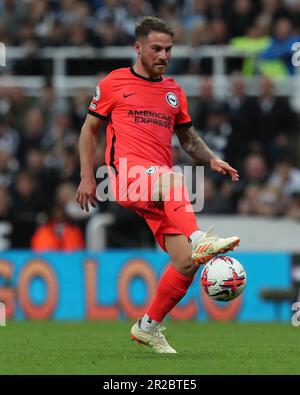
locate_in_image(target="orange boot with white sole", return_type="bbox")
[192,227,240,267]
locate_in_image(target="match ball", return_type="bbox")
[201,256,246,302]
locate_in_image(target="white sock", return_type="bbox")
[189,230,205,249]
[139,314,160,332]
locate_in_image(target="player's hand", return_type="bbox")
[76,176,98,212]
[210,157,239,182]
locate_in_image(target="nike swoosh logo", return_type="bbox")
[123,93,136,98]
[174,204,186,212]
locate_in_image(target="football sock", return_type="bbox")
[146,264,194,322]
[164,187,200,239]
[189,230,205,249]
[139,314,160,332]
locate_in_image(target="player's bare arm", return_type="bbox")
[175,124,239,182]
[76,114,102,211]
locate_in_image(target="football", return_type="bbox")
[201,256,246,302]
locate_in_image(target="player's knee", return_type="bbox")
[153,172,186,201]
[170,172,185,188]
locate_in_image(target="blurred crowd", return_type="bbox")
[0,75,300,250]
[0,0,300,250]
[2,0,300,75]
[175,75,300,220]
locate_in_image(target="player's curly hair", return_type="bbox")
[135,16,174,39]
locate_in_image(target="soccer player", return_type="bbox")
[76,16,240,353]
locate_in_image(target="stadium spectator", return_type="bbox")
[94,19,131,46]
[12,39,49,76]
[123,0,154,38]
[205,0,228,21]
[238,181,286,217]
[55,181,95,221]
[240,153,269,187]
[226,0,257,39]
[250,77,296,163]
[44,112,78,170]
[70,89,91,130]
[50,111,78,148]
[17,108,48,163]
[198,175,231,214]
[226,76,256,166]
[93,0,132,45]
[15,22,38,47]
[259,17,300,75]
[24,147,59,206]
[254,184,285,216]
[42,20,66,46]
[187,19,208,47]
[269,160,300,197]
[287,0,300,32]
[35,82,70,133]
[10,170,46,248]
[208,18,228,45]
[237,182,285,217]
[156,0,179,24]
[0,185,12,222]
[229,15,271,75]
[56,0,93,28]
[234,153,269,210]
[0,0,26,45]
[5,87,33,132]
[192,77,228,132]
[237,184,261,214]
[95,0,127,27]
[0,146,18,188]
[199,101,232,162]
[31,201,85,251]
[58,147,81,184]
[67,23,91,46]
[181,0,207,32]
[260,0,291,25]
[0,122,20,156]
[28,0,55,41]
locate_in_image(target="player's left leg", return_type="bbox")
[131,234,196,353]
[153,171,240,265]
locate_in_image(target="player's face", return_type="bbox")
[138,32,173,77]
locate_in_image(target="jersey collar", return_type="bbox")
[129,67,163,82]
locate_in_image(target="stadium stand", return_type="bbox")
[0,0,300,249]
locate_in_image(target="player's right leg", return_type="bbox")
[130,321,177,353]
[131,234,194,353]
[152,171,240,266]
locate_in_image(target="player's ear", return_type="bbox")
[134,41,142,56]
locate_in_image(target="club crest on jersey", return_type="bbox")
[145,166,157,175]
[166,92,178,108]
[93,86,100,101]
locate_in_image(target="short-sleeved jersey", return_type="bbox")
[88,67,192,172]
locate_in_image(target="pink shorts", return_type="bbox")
[110,162,183,251]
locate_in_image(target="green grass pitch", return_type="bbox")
[1,320,300,374]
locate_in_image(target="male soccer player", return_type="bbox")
[76,16,240,353]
